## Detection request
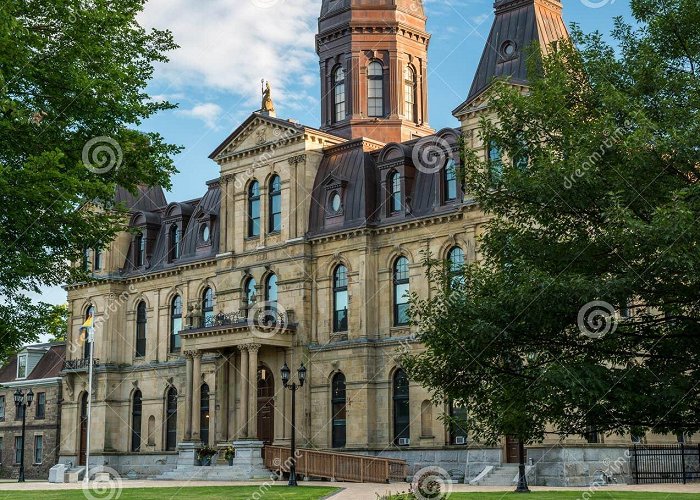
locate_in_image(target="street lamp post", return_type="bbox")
[13,388,34,483]
[280,362,306,487]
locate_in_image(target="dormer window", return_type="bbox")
[200,223,210,244]
[168,225,181,262]
[329,191,343,215]
[389,171,402,214]
[444,159,458,202]
[135,232,145,267]
[16,354,27,379]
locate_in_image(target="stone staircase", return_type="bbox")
[470,464,535,486]
[156,463,273,481]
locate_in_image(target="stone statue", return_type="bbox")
[261,80,276,116]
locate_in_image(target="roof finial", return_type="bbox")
[260,79,276,117]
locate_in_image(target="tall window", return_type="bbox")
[169,225,180,261]
[83,306,94,359]
[135,301,147,358]
[17,355,27,379]
[393,369,410,444]
[333,265,349,332]
[0,395,5,420]
[35,392,46,419]
[389,172,401,214]
[404,66,416,122]
[14,436,22,464]
[200,383,210,445]
[135,232,145,267]
[165,387,177,451]
[245,278,257,311]
[93,248,102,271]
[264,274,278,325]
[488,141,503,184]
[332,66,346,123]
[444,159,458,202]
[131,390,142,452]
[331,373,347,448]
[82,248,90,272]
[268,175,282,233]
[368,61,384,117]
[170,296,182,352]
[393,257,410,326]
[34,435,43,464]
[448,247,465,274]
[202,288,214,327]
[248,181,261,237]
[449,401,468,445]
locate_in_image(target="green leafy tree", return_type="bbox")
[0,1,180,354]
[403,0,700,458]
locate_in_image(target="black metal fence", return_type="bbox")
[632,444,700,484]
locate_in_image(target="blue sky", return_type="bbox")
[34,0,633,308]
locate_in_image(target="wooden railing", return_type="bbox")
[264,445,407,483]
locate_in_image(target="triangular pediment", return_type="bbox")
[209,113,305,161]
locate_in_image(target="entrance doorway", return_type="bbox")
[78,393,88,465]
[505,435,522,463]
[257,365,275,446]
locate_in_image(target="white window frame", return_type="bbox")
[16,354,28,379]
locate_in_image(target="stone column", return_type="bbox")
[238,345,249,438]
[228,350,237,441]
[184,351,194,441]
[191,351,202,442]
[217,351,229,442]
[247,343,260,439]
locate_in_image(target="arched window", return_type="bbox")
[202,288,214,327]
[135,301,147,358]
[165,387,177,451]
[393,257,410,326]
[488,140,503,184]
[331,373,347,448]
[135,232,145,267]
[169,225,180,262]
[420,400,432,438]
[449,400,468,445]
[83,306,94,359]
[147,415,156,446]
[170,296,182,353]
[389,171,401,214]
[448,247,465,274]
[248,181,261,237]
[333,265,348,333]
[245,278,257,311]
[268,175,282,233]
[93,248,102,271]
[263,274,278,325]
[131,390,142,452]
[404,66,416,122]
[393,369,410,444]
[444,159,458,202]
[332,66,346,123]
[200,383,210,445]
[368,61,384,117]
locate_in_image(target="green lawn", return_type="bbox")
[0,486,340,500]
[446,493,698,499]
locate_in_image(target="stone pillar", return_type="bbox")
[217,351,229,442]
[184,351,194,441]
[247,344,260,439]
[228,350,237,441]
[191,351,202,442]
[238,345,249,438]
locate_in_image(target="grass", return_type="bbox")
[0,486,340,500]
[445,494,699,499]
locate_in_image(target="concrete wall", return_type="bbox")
[528,445,632,487]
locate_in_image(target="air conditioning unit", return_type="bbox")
[454,436,467,445]
[398,438,410,446]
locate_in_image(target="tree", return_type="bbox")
[0,0,180,354]
[402,0,700,465]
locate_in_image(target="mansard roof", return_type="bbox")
[453,0,568,115]
[113,185,167,212]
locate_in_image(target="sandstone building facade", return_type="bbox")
[58,0,691,484]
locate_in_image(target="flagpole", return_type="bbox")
[84,325,94,483]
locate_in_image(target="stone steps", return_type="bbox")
[470,465,534,486]
[157,465,274,481]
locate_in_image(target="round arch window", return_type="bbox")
[501,40,517,57]
[200,223,210,243]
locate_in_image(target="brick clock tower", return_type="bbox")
[317,0,434,143]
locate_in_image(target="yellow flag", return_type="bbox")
[82,315,94,329]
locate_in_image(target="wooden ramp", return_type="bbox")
[264,445,407,483]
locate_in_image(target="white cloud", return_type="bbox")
[178,103,224,129]
[138,0,319,108]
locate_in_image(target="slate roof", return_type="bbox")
[0,344,65,384]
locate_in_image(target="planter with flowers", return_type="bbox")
[223,446,235,466]
[196,445,218,466]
